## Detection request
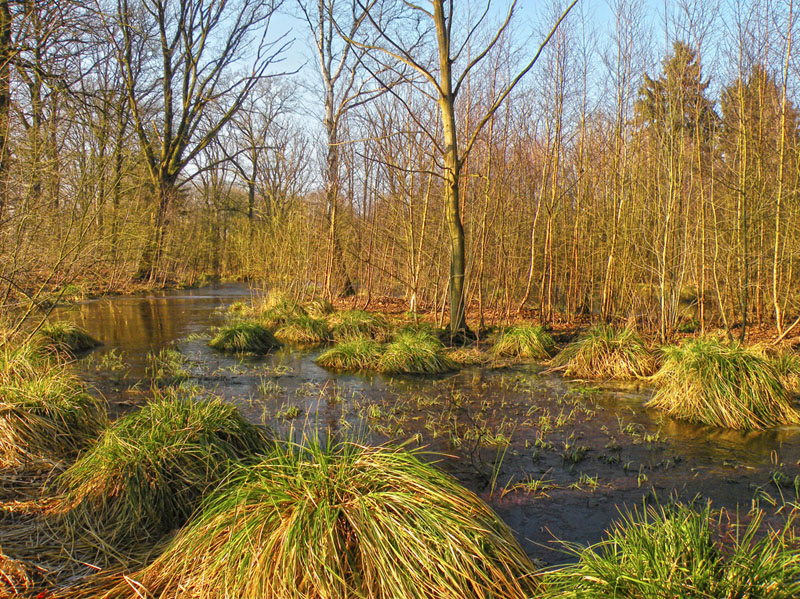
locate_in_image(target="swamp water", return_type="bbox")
[53,283,800,565]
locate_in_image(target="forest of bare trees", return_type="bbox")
[2,0,800,341]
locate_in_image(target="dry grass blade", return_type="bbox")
[103,438,538,599]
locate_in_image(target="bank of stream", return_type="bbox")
[52,283,800,566]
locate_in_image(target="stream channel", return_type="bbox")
[52,283,800,565]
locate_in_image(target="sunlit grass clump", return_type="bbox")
[36,322,100,355]
[0,349,106,467]
[753,345,800,396]
[305,297,336,318]
[549,325,656,380]
[315,337,383,371]
[274,315,331,346]
[379,330,456,374]
[492,325,555,360]
[208,321,280,354]
[112,439,537,599]
[53,393,268,551]
[329,309,391,342]
[647,338,800,430]
[540,503,800,599]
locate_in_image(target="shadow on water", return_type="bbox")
[52,284,800,565]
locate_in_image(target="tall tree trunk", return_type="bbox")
[0,0,10,219]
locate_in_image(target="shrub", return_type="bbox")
[53,392,269,552]
[492,325,555,360]
[647,338,800,430]
[109,439,538,599]
[549,325,657,380]
[36,322,101,355]
[207,322,280,354]
[379,330,456,375]
[315,337,383,371]
[540,503,800,599]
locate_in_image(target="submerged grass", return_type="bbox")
[329,309,392,342]
[315,337,383,371]
[145,346,191,386]
[492,325,555,360]
[647,338,800,430]
[109,438,538,599]
[379,330,456,375]
[549,325,657,380]
[53,391,269,552]
[0,348,106,467]
[36,322,101,355]
[274,315,331,346]
[208,321,280,354]
[540,503,800,598]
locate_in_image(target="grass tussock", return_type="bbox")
[305,297,336,318]
[492,325,555,360]
[540,503,800,599]
[36,322,101,355]
[752,344,800,396]
[0,349,106,467]
[549,325,657,380]
[447,346,491,366]
[329,309,391,342]
[207,322,280,354]
[379,330,456,375]
[110,439,537,599]
[647,338,800,430]
[53,392,269,551]
[274,315,331,346]
[315,337,383,371]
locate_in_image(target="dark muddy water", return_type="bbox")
[52,284,800,565]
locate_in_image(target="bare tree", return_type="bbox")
[103,0,289,281]
[341,0,578,338]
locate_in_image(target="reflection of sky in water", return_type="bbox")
[53,283,800,564]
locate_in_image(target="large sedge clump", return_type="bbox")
[207,321,280,354]
[36,322,101,356]
[315,336,383,371]
[53,392,269,553]
[106,438,538,599]
[378,329,456,374]
[328,309,392,342]
[0,346,106,467]
[492,325,555,360]
[549,325,657,380]
[540,503,800,598]
[647,337,800,430]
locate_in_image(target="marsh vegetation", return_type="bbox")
[1,288,799,597]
